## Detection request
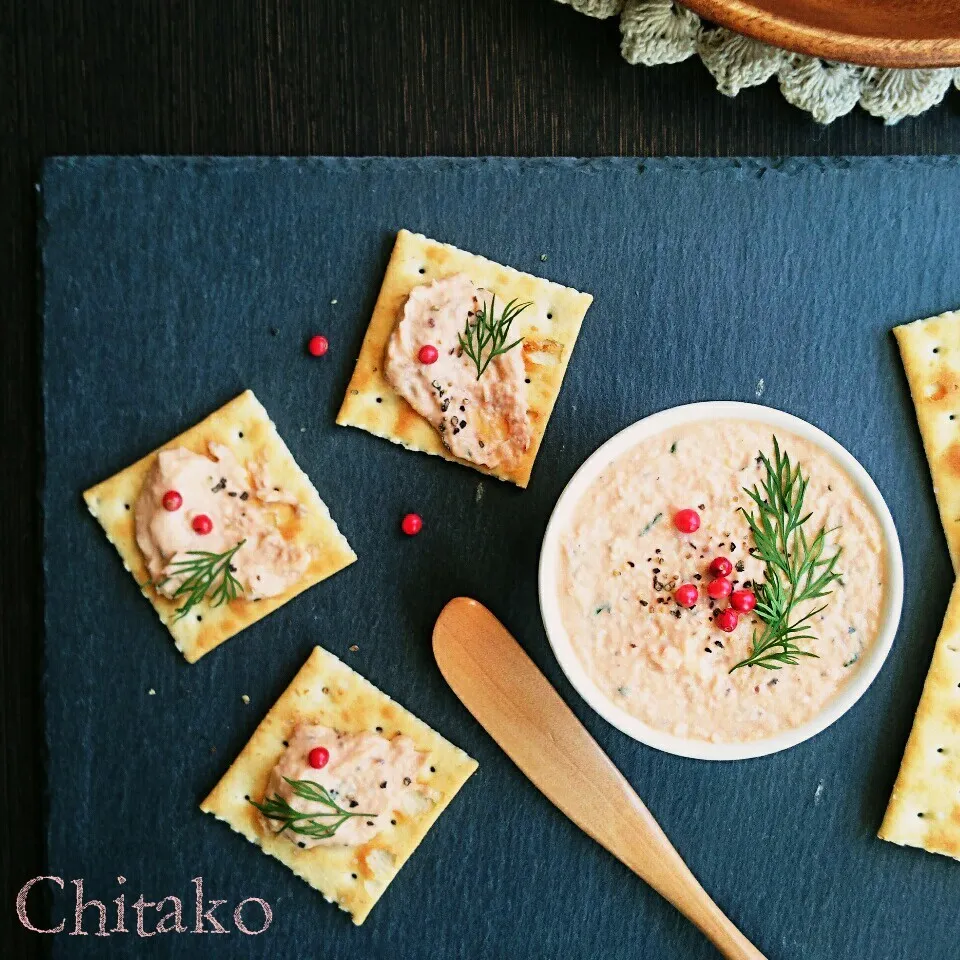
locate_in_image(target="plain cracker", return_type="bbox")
[83,390,356,663]
[893,309,960,573]
[336,229,593,487]
[879,581,960,859]
[200,646,478,924]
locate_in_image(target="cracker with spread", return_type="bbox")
[893,309,960,573]
[881,307,960,860]
[83,390,356,663]
[337,229,593,488]
[879,581,960,860]
[201,646,478,924]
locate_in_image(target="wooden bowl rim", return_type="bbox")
[684,0,960,68]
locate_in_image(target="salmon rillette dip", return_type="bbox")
[557,421,886,743]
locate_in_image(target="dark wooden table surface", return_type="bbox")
[4,1,960,952]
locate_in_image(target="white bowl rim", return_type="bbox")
[538,401,904,761]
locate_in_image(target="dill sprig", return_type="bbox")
[640,512,663,536]
[729,437,842,672]
[457,294,530,380]
[154,539,245,621]
[249,778,376,840]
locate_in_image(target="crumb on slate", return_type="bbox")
[349,644,359,652]
[241,694,250,704]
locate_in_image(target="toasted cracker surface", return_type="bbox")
[336,229,593,487]
[879,581,960,860]
[893,310,960,573]
[200,646,478,924]
[83,390,356,663]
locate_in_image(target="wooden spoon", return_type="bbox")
[433,597,766,960]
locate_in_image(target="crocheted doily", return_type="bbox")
[555,0,960,124]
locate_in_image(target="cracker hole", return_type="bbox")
[418,267,426,274]
[917,812,926,818]
[375,397,382,403]
[937,747,946,753]
[547,312,553,320]
[124,503,130,511]
[196,615,202,622]
[391,819,397,826]
[351,873,358,879]
[429,766,436,773]
[951,415,956,421]
[933,347,940,354]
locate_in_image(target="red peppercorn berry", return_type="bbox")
[418,344,439,365]
[708,556,732,578]
[401,513,423,536]
[717,608,739,632]
[730,589,757,613]
[162,490,183,512]
[707,577,733,600]
[673,509,700,534]
[191,514,213,535]
[308,746,330,770]
[307,335,329,357]
[674,583,698,608]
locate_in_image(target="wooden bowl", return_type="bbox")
[684,0,960,67]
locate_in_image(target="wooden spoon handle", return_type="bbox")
[433,598,766,960]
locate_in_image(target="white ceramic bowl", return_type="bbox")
[539,402,904,761]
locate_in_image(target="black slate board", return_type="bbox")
[41,157,960,959]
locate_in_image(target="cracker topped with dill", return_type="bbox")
[83,390,356,662]
[336,230,593,488]
[201,646,478,924]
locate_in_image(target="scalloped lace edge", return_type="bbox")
[554,0,960,124]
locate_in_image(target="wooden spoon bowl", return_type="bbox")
[684,0,960,67]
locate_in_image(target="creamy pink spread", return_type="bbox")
[384,274,531,469]
[261,723,429,848]
[135,444,309,602]
[558,421,886,743]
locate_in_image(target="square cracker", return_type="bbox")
[893,309,960,573]
[879,581,960,860]
[83,390,356,663]
[200,646,478,924]
[336,229,593,487]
